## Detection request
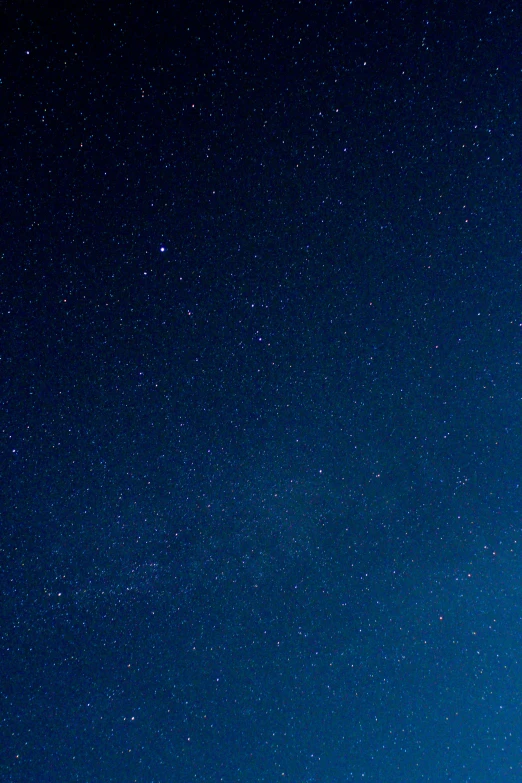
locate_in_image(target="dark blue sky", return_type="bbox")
[2,1,522,781]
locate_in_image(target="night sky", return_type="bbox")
[2,1,522,781]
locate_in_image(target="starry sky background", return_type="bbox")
[2,1,522,781]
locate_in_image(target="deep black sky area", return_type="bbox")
[2,1,522,781]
